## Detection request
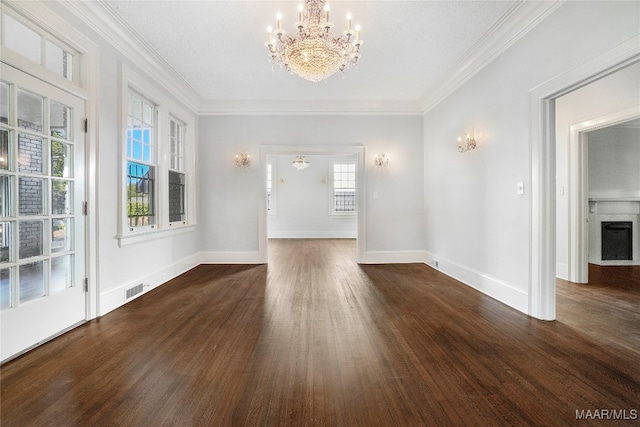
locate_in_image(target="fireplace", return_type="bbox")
[601,222,632,260]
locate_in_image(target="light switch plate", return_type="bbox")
[516,181,525,195]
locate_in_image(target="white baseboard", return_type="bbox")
[556,262,568,280]
[199,251,261,264]
[98,249,529,319]
[267,231,357,239]
[99,253,200,316]
[362,250,429,264]
[424,251,528,315]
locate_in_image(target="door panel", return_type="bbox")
[0,63,85,362]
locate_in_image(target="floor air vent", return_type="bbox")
[125,283,144,300]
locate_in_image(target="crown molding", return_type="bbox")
[419,0,565,114]
[18,0,562,117]
[58,0,201,115]
[199,99,423,116]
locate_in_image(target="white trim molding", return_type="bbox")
[420,0,564,113]
[258,145,367,264]
[567,106,640,283]
[59,0,200,114]
[424,252,529,315]
[528,35,640,321]
[199,252,262,265]
[200,100,424,116]
[2,0,102,321]
[38,0,560,116]
[99,254,200,316]
[363,250,428,265]
[268,231,357,239]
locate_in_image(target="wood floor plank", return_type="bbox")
[1,239,639,426]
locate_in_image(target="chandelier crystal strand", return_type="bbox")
[265,0,363,82]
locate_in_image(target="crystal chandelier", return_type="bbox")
[292,155,310,170]
[265,0,363,82]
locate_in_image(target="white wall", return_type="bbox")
[96,44,201,315]
[199,115,424,261]
[267,154,357,238]
[588,126,640,195]
[41,5,202,316]
[555,63,640,279]
[423,1,640,314]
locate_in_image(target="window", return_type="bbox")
[1,12,76,82]
[126,90,156,228]
[120,65,195,245]
[333,163,356,213]
[267,163,272,212]
[168,117,186,223]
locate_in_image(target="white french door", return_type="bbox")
[0,63,86,362]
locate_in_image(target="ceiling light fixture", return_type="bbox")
[292,155,310,170]
[265,0,363,82]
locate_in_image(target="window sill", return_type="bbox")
[118,223,197,247]
[330,212,357,217]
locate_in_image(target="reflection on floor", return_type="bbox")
[1,239,638,425]
[557,263,640,355]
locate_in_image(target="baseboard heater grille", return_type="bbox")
[125,283,144,300]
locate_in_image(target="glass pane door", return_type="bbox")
[0,63,85,362]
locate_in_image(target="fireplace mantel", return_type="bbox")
[588,197,640,266]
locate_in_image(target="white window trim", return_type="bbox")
[0,6,84,97]
[168,115,187,226]
[267,160,277,216]
[118,65,196,247]
[126,89,158,233]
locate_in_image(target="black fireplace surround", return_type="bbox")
[601,221,632,261]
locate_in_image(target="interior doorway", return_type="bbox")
[258,145,366,264]
[528,38,639,321]
[557,110,640,351]
[566,109,640,284]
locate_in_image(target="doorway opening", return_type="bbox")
[563,107,640,284]
[258,145,366,264]
[528,38,639,320]
[556,108,640,353]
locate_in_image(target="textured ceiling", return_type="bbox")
[104,1,516,104]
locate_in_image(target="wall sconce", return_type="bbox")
[235,152,251,167]
[457,131,477,153]
[374,153,390,167]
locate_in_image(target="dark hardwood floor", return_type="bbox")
[1,239,639,426]
[557,263,640,356]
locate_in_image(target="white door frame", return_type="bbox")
[258,144,366,263]
[4,0,100,321]
[0,63,87,362]
[568,107,640,284]
[528,36,639,320]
